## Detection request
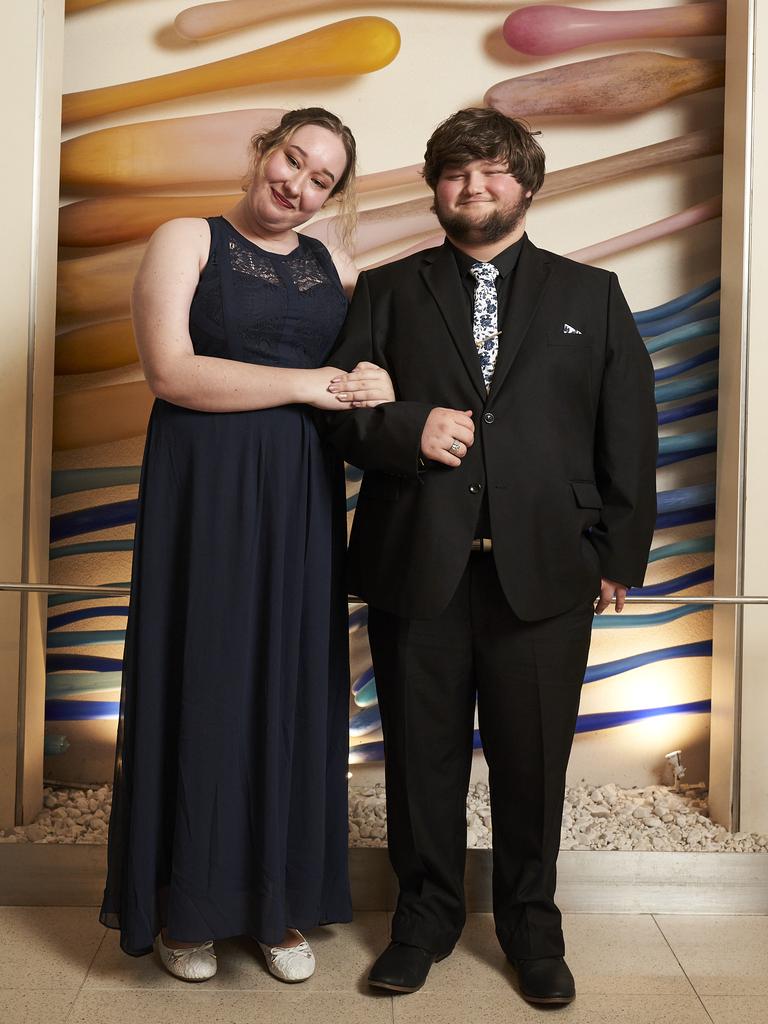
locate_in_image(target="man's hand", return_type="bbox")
[595,578,628,615]
[420,408,475,467]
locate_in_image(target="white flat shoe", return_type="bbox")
[156,935,217,981]
[258,933,315,983]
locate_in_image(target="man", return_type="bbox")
[326,108,657,1005]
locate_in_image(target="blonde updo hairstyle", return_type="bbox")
[245,107,358,251]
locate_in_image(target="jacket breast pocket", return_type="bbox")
[361,472,401,502]
[547,328,592,348]
[570,480,603,510]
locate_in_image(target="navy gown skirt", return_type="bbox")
[100,218,353,954]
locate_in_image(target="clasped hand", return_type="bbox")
[327,362,396,407]
[307,362,395,411]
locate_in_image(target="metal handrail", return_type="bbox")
[1,583,768,605]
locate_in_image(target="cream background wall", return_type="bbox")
[53,0,724,789]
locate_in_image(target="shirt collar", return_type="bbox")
[448,232,526,281]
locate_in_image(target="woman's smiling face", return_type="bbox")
[248,123,350,234]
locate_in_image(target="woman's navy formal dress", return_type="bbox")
[100,217,352,955]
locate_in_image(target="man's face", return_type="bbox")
[433,158,532,245]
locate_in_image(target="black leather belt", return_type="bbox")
[470,537,493,553]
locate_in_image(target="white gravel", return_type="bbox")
[349,781,768,853]
[2,781,767,853]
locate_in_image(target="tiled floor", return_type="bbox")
[0,909,765,1023]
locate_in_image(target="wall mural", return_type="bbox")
[49,0,724,787]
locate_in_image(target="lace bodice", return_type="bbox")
[189,217,348,370]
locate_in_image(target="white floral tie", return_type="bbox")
[469,262,500,390]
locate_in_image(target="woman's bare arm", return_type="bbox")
[133,218,348,412]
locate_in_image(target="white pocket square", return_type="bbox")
[563,323,582,335]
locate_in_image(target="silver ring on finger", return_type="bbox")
[449,439,462,454]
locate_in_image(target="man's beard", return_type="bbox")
[434,195,528,245]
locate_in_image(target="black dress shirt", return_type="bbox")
[448,234,526,538]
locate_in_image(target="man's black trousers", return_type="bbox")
[367,551,595,961]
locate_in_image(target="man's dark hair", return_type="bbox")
[423,108,545,201]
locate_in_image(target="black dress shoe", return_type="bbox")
[368,941,447,993]
[513,956,576,1005]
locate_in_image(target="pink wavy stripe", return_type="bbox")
[566,197,722,264]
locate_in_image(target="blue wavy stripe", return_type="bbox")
[657,395,718,425]
[657,446,715,467]
[50,539,134,560]
[45,699,119,721]
[47,629,126,647]
[631,566,713,596]
[44,735,70,755]
[349,700,712,762]
[654,347,718,383]
[646,319,720,355]
[346,494,358,513]
[48,606,129,629]
[648,536,714,562]
[657,484,715,514]
[349,606,368,630]
[656,504,715,529]
[352,638,713,714]
[51,467,141,498]
[349,704,382,737]
[46,653,122,673]
[46,671,122,697]
[641,301,720,337]
[658,431,717,454]
[655,369,718,404]
[345,465,364,482]
[591,604,709,629]
[50,500,138,542]
[584,640,712,683]
[575,699,711,734]
[48,583,130,608]
[633,278,720,324]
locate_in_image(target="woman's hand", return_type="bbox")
[300,367,359,411]
[326,361,396,407]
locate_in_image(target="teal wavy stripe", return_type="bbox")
[51,467,141,498]
[648,536,715,562]
[48,583,130,608]
[658,431,717,455]
[46,630,126,648]
[46,671,122,697]
[646,318,720,355]
[591,604,709,629]
[634,279,720,324]
[49,539,134,560]
[655,369,719,404]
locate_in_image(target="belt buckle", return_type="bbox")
[471,538,493,553]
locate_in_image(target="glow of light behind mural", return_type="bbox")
[50,0,724,787]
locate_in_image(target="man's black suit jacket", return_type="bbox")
[325,235,658,622]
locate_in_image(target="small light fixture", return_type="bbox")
[346,771,353,780]
[665,749,686,790]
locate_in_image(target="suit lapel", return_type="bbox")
[420,243,487,401]
[488,237,552,402]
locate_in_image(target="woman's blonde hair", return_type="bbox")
[245,107,358,252]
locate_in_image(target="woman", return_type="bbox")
[100,108,393,983]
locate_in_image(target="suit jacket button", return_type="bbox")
[483,412,495,424]
[469,483,483,494]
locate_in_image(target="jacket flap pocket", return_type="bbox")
[362,472,401,501]
[570,480,603,509]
